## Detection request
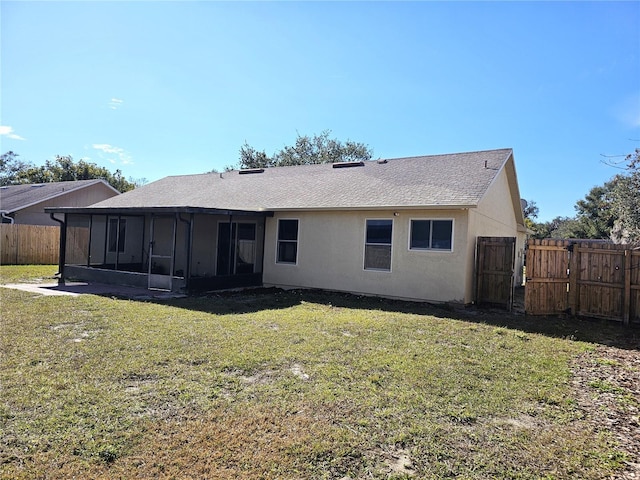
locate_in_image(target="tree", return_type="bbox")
[1,153,141,192]
[529,216,589,240]
[238,143,273,169]
[609,150,640,243]
[521,199,539,221]
[0,151,31,186]
[601,147,640,243]
[574,180,618,240]
[237,130,373,169]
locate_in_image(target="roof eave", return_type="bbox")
[44,206,274,217]
[4,180,120,214]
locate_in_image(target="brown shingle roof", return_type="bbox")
[0,179,117,213]
[88,148,516,212]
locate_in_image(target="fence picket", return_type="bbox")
[525,239,639,324]
[0,224,59,265]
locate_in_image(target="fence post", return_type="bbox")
[568,242,578,316]
[623,249,631,326]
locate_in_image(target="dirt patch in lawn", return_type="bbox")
[571,344,640,479]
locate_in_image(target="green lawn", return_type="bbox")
[0,265,630,479]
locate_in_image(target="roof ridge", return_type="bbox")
[381,148,513,162]
[153,148,514,179]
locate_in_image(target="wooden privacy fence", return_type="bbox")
[525,239,640,325]
[0,224,59,265]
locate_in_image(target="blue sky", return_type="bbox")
[1,1,639,222]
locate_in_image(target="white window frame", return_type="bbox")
[276,218,299,265]
[363,218,393,272]
[408,218,454,252]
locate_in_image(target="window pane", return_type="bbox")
[278,241,297,263]
[431,220,452,249]
[108,218,123,252]
[278,219,298,241]
[237,223,255,241]
[108,219,116,252]
[364,245,391,270]
[236,237,255,274]
[118,219,126,252]
[366,220,392,244]
[410,220,431,249]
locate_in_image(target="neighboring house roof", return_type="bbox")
[49,149,525,225]
[0,179,119,214]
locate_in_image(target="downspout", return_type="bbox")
[178,213,192,291]
[260,215,267,284]
[49,213,66,286]
[87,215,93,267]
[1,211,14,224]
[227,214,234,275]
[170,214,178,281]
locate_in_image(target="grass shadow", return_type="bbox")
[155,286,640,351]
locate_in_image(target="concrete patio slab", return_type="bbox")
[1,282,186,300]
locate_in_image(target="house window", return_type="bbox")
[410,219,453,251]
[364,219,392,271]
[277,219,298,264]
[108,218,126,253]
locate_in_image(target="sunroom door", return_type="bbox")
[148,216,175,290]
[216,222,256,276]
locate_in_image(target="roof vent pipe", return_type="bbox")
[484,160,488,168]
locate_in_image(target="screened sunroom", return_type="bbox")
[46,207,271,292]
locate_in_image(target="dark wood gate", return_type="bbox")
[525,239,640,325]
[476,237,516,310]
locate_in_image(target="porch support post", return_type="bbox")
[170,214,178,278]
[260,216,267,275]
[87,215,93,267]
[114,215,121,271]
[178,213,192,290]
[103,216,108,266]
[49,213,66,286]
[227,214,233,275]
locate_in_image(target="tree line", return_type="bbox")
[2,134,637,243]
[524,148,639,243]
[0,152,143,192]
[232,130,373,170]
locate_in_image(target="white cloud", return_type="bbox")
[92,143,133,165]
[0,125,26,140]
[109,98,124,110]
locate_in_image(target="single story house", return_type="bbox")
[1,179,120,226]
[46,148,527,305]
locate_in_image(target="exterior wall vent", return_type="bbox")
[238,168,265,175]
[332,161,365,169]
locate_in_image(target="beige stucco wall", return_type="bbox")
[468,167,526,290]
[262,209,471,303]
[14,183,119,226]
